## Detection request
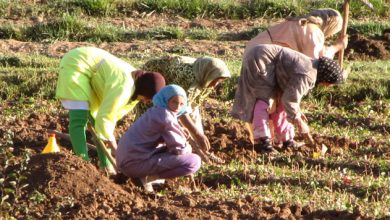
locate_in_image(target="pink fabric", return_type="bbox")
[252,99,295,142]
[270,102,295,142]
[252,100,271,139]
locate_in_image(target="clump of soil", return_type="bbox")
[0,31,389,60]
[1,99,385,218]
[346,31,390,60]
[12,150,364,219]
[23,150,136,219]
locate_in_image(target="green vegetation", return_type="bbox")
[0,0,388,43]
[0,0,388,19]
[0,0,389,218]
[199,158,389,217]
[1,20,388,42]
[2,52,389,217]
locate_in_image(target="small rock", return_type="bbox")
[245,195,254,203]
[101,203,113,213]
[301,205,313,215]
[227,212,238,220]
[182,196,195,207]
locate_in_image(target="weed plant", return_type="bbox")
[0,53,389,218]
[0,0,388,19]
[1,20,389,43]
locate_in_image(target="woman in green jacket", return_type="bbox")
[56,47,166,174]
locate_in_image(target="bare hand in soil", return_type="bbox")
[207,152,225,164]
[194,133,211,152]
[295,115,310,134]
[303,133,315,146]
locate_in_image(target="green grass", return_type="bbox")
[199,157,389,217]
[349,21,390,36]
[1,18,389,43]
[1,56,389,218]
[0,0,388,20]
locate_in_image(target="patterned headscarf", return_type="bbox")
[153,84,188,116]
[308,8,343,38]
[316,57,344,85]
[131,71,166,100]
[188,56,231,106]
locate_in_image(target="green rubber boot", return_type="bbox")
[69,110,90,161]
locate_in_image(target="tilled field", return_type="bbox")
[1,97,389,219]
[1,12,389,219]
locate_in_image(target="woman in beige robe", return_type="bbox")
[245,8,348,59]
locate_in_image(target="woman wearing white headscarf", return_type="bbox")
[245,8,348,59]
[142,55,231,153]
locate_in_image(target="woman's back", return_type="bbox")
[244,20,324,58]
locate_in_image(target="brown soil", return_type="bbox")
[345,31,390,61]
[0,14,389,60]
[1,14,389,219]
[7,150,365,219]
[1,98,387,219]
[1,30,389,60]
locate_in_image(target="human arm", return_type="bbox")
[300,25,325,59]
[301,25,348,59]
[282,75,313,134]
[179,113,211,152]
[162,113,192,155]
[94,61,134,144]
[292,113,310,134]
[320,34,348,59]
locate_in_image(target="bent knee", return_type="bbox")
[185,154,201,174]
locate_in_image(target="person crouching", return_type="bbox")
[116,84,201,192]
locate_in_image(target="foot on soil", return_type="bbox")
[140,175,165,193]
[208,152,225,164]
[254,138,278,154]
[283,139,305,149]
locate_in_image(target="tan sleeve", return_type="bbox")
[299,24,325,59]
[281,75,313,120]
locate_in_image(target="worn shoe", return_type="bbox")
[140,175,165,192]
[283,139,301,149]
[254,137,276,153]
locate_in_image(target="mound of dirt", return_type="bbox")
[17,150,364,219]
[23,150,136,219]
[346,31,390,60]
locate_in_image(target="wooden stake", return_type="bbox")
[338,0,350,68]
[87,124,118,171]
